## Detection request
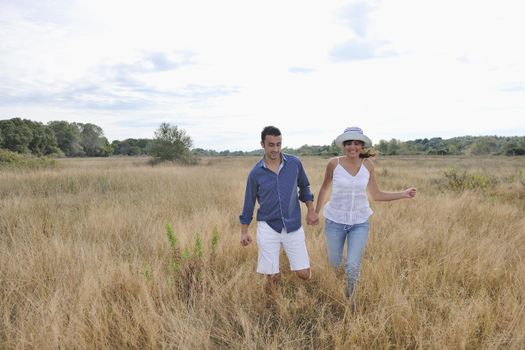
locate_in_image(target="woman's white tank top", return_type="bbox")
[323,157,373,225]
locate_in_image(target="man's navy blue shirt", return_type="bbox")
[239,153,314,233]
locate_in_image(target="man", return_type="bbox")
[239,126,319,294]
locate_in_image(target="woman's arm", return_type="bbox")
[315,158,337,213]
[365,159,417,201]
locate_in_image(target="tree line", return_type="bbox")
[0,118,111,157]
[192,141,341,157]
[375,136,525,156]
[194,136,525,157]
[0,118,195,163]
[1,118,524,158]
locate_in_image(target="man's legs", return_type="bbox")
[257,222,311,298]
[256,222,282,297]
[282,226,311,280]
[295,268,311,280]
[265,274,281,298]
[256,222,281,275]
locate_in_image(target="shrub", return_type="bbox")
[165,223,220,298]
[442,168,497,191]
[0,149,57,169]
[148,123,197,165]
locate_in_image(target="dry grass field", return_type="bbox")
[1,155,524,349]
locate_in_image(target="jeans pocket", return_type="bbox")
[353,219,369,228]
[324,218,342,236]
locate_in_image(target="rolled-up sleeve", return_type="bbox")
[297,161,314,203]
[239,171,258,225]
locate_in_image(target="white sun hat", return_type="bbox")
[335,127,373,148]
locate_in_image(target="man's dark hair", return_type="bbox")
[261,126,281,142]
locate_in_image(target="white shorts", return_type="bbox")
[256,221,310,275]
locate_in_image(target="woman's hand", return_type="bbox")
[404,187,417,198]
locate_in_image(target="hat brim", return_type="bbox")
[335,132,372,148]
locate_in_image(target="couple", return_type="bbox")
[239,126,416,303]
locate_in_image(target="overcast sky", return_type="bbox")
[1,0,524,151]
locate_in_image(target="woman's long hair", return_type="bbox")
[359,148,376,158]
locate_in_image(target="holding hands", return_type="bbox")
[306,209,319,226]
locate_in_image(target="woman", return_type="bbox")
[315,127,416,305]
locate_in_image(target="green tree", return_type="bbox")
[191,148,220,157]
[377,139,402,155]
[28,122,61,156]
[99,137,112,156]
[48,121,84,156]
[377,140,389,154]
[426,137,448,155]
[76,123,111,157]
[0,118,61,156]
[148,122,194,163]
[329,140,341,156]
[398,141,417,154]
[388,139,402,155]
[447,143,459,155]
[112,138,151,156]
[503,139,525,155]
[467,137,498,155]
[0,118,33,153]
[111,140,127,155]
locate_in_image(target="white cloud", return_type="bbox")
[0,0,524,150]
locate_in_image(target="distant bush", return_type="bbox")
[0,149,58,169]
[148,123,197,165]
[442,168,497,191]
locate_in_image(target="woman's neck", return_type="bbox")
[344,154,361,164]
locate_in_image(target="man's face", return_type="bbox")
[261,134,282,161]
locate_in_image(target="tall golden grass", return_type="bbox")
[1,155,524,349]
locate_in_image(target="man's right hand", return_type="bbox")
[240,233,253,246]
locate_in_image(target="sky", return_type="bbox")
[1,0,524,151]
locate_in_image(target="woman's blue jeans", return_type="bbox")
[324,218,369,292]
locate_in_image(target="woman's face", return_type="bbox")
[343,140,364,156]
